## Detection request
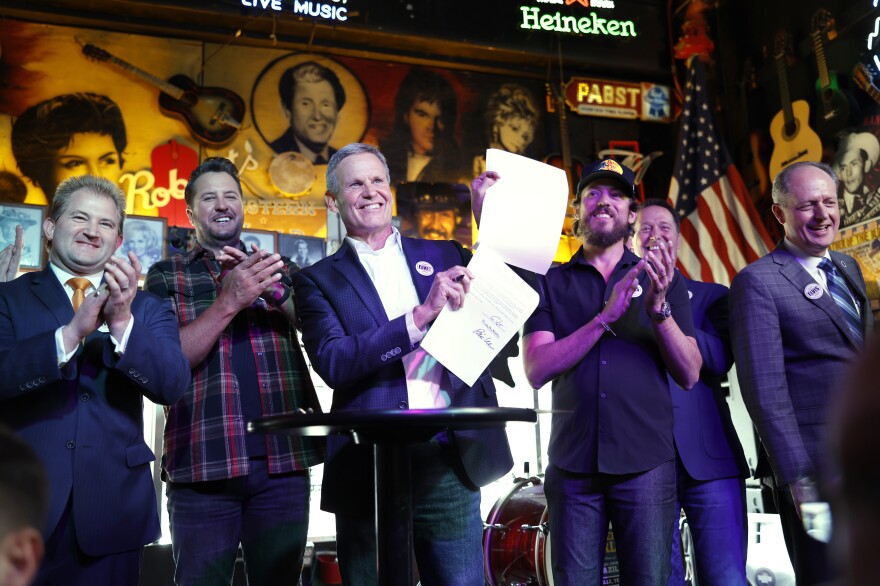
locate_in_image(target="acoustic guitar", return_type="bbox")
[810,9,850,140]
[82,42,245,146]
[769,30,822,179]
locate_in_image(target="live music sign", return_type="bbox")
[240,0,350,22]
[565,77,671,122]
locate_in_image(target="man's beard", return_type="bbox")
[581,219,630,249]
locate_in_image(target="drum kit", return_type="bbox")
[482,476,621,586]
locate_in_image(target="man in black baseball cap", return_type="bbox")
[522,158,701,584]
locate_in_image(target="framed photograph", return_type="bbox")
[279,234,325,268]
[0,203,45,270]
[115,215,168,275]
[241,229,277,254]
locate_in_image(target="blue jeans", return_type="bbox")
[335,438,483,586]
[166,459,310,586]
[545,460,677,586]
[669,459,747,585]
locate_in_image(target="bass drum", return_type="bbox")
[483,477,621,586]
[483,476,553,586]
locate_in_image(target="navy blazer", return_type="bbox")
[730,246,872,487]
[0,267,190,556]
[292,237,513,514]
[672,278,749,481]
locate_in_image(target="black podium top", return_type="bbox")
[248,407,537,443]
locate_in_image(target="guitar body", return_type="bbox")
[769,100,822,179]
[158,75,245,145]
[813,71,851,140]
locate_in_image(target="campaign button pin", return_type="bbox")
[805,283,823,300]
[415,261,434,276]
[632,284,643,298]
[688,290,693,300]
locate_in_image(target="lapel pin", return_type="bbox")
[415,261,434,276]
[804,283,823,300]
[632,284,643,298]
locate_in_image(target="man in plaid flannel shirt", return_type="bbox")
[145,157,323,586]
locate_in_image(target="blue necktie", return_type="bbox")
[818,258,863,345]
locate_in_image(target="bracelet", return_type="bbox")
[596,313,616,337]
[262,283,291,308]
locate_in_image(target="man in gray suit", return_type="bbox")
[730,161,872,585]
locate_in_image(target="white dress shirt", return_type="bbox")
[346,229,450,409]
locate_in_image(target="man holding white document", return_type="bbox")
[291,143,513,586]
[522,159,702,586]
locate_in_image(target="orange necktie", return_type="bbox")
[67,277,92,312]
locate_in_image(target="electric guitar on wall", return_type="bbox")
[810,9,850,140]
[82,42,245,145]
[544,82,584,235]
[769,30,822,179]
[853,63,880,105]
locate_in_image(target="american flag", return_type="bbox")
[669,59,774,287]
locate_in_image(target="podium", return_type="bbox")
[249,407,537,586]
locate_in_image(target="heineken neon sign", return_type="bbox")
[520,1,637,37]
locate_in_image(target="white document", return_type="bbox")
[421,248,539,386]
[478,148,570,274]
[421,150,566,385]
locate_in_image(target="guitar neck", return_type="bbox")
[775,55,795,126]
[102,53,184,100]
[811,31,831,89]
[557,96,573,173]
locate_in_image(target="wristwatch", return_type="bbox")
[650,301,672,322]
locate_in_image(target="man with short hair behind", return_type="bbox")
[145,157,323,586]
[0,425,47,586]
[270,61,346,164]
[0,175,189,585]
[522,160,702,585]
[292,143,512,586]
[730,161,872,585]
[633,199,749,585]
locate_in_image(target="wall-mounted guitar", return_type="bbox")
[543,82,584,235]
[81,42,245,146]
[810,9,850,140]
[853,63,880,105]
[769,30,822,179]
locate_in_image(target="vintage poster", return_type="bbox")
[0,19,551,246]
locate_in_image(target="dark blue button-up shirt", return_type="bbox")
[524,248,695,475]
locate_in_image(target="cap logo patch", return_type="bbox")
[598,159,623,175]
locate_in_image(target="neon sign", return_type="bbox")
[868,0,880,71]
[520,0,636,37]
[565,77,670,121]
[240,0,350,23]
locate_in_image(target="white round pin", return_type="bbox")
[415,261,434,276]
[804,283,823,300]
[632,284,643,298]
[688,290,693,299]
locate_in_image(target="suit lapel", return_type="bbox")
[773,248,858,346]
[401,237,434,303]
[329,241,389,325]
[31,266,74,328]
